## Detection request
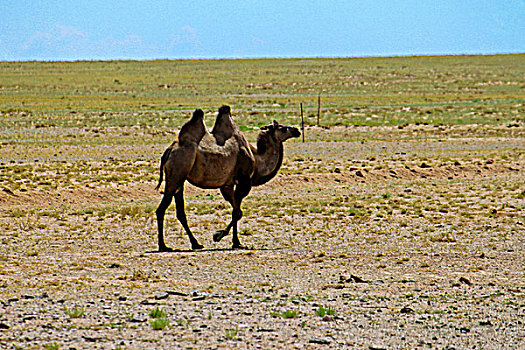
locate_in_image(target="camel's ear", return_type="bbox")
[272,120,279,128]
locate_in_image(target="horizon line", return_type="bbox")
[2,51,524,63]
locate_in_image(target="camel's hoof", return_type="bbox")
[192,243,204,250]
[159,246,174,252]
[213,230,228,242]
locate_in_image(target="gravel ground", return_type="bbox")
[1,128,524,349]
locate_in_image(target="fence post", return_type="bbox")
[317,93,321,126]
[300,102,305,143]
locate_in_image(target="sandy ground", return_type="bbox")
[0,125,524,349]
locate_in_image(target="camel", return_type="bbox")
[155,105,255,251]
[155,106,300,251]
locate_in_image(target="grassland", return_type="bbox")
[1,55,524,128]
[0,55,524,349]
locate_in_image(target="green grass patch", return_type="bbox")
[64,306,85,319]
[150,318,169,330]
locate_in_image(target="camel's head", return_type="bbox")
[260,120,301,144]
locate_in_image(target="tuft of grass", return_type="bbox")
[271,309,299,319]
[430,231,456,243]
[119,205,142,218]
[175,318,192,328]
[64,306,85,319]
[282,309,299,319]
[8,208,27,218]
[131,269,152,281]
[150,317,169,330]
[44,344,60,350]
[149,307,166,319]
[315,306,336,317]
[225,325,239,340]
[149,307,169,330]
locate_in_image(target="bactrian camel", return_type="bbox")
[155,105,300,251]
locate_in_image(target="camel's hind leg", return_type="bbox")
[156,191,174,252]
[174,187,204,250]
[156,185,203,251]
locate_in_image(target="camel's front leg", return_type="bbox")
[214,185,234,243]
[215,180,251,249]
[231,179,251,249]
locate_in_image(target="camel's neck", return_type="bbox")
[251,140,284,187]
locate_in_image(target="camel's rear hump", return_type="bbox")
[178,109,206,146]
[155,109,206,192]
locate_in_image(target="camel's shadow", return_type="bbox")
[145,246,282,254]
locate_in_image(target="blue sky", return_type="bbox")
[0,0,524,61]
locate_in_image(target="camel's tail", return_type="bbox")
[155,147,172,192]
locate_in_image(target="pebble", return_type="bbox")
[459,277,472,285]
[166,290,188,297]
[0,322,10,329]
[346,274,367,283]
[192,290,211,297]
[191,291,210,301]
[400,306,414,314]
[83,335,108,342]
[257,328,275,332]
[309,338,331,345]
[154,292,170,300]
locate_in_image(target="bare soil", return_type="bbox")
[0,126,524,349]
